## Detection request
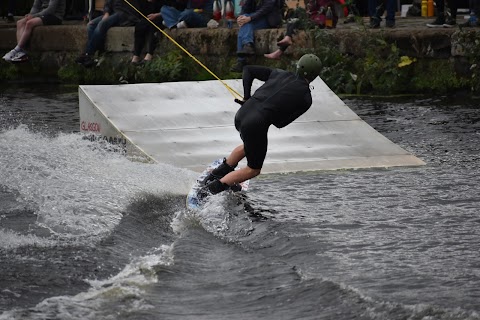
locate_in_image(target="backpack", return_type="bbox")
[307,0,339,28]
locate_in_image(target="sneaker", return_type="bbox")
[344,13,355,24]
[10,51,28,63]
[426,16,445,28]
[237,43,255,57]
[176,20,187,29]
[230,60,246,73]
[386,20,395,28]
[443,18,456,28]
[2,49,17,61]
[369,16,381,29]
[78,55,95,68]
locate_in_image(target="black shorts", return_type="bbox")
[234,103,269,170]
[40,14,62,26]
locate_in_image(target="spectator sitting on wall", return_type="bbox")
[76,0,144,68]
[2,0,66,63]
[131,0,167,65]
[160,0,213,29]
[230,0,283,73]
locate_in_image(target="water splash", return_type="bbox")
[0,245,174,320]
[0,126,196,246]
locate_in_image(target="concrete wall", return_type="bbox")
[0,22,460,60]
[0,20,468,86]
[0,24,288,57]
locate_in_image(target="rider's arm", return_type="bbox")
[242,65,273,99]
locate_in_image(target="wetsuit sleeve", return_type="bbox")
[242,65,273,100]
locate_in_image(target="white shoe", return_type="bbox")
[2,49,17,61]
[176,21,187,29]
[10,50,28,63]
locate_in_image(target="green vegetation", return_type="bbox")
[57,50,211,85]
[454,29,480,92]
[0,62,17,81]
[301,27,472,95]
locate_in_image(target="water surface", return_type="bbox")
[1,85,479,319]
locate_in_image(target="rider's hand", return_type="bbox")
[234,98,246,105]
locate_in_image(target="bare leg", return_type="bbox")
[220,144,261,185]
[144,53,153,61]
[16,18,28,42]
[264,34,292,59]
[220,166,261,186]
[277,35,292,46]
[18,17,43,49]
[264,49,283,60]
[225,144,246,167]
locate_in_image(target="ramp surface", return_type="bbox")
[79,79,425,173]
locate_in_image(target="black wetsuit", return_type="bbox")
[234,65,312,169]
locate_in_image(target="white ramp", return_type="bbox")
[78,79,425,173]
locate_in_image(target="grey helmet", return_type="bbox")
[296,54,322,82]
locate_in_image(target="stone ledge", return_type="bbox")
[0,21,463,60]
[0,25,283,56]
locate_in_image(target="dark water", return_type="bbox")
[1,85,479,320]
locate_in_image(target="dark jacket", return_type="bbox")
[241,0,282,27]
[30,0,66,20]
[242,65,312,128]
[113,0,143,25]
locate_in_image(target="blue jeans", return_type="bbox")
[368,0,396,22]
[161,7,208,28]
[237,13,270,62]
[86,13,122,55]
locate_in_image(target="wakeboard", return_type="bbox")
[186,158,249,212]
